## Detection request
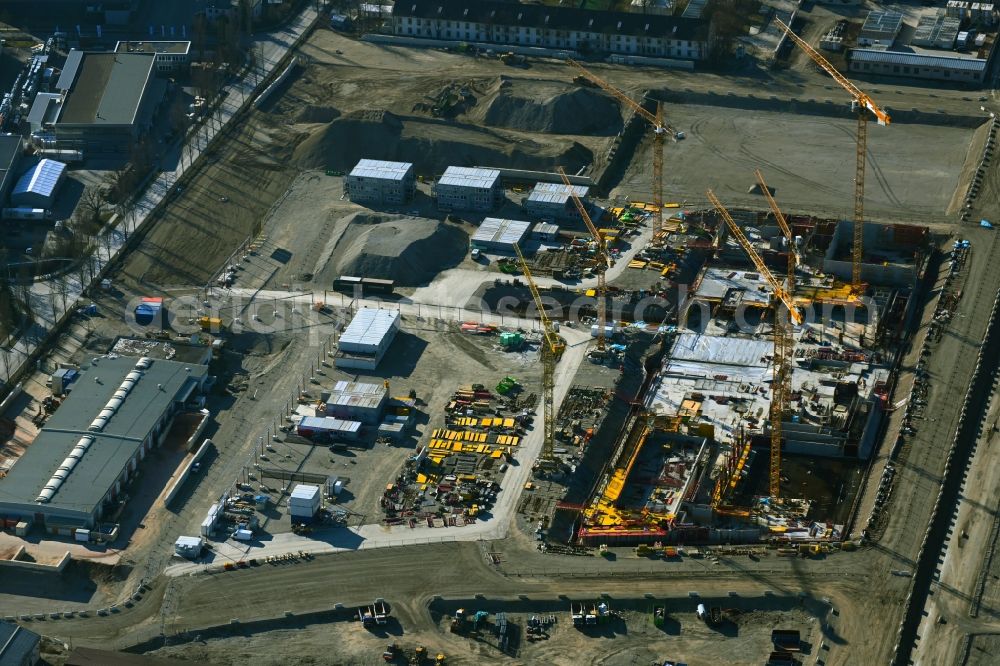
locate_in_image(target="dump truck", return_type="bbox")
[373,598,389,624]
[571,602,585,626]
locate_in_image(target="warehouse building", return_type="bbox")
[470,217,532,253]
[391,0,710,61]
[849,49,989,84]
[0,134,23,205]
[325,380,388,424]
[0,356,208,532]
[344,159,416,205]
[114,41,191,74]
[434,166,503,211]
[10,159,66,209]
[49,50,166,153]
[523,182,590,221]
[335,307,401,370]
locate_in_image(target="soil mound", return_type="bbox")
[292,109,593,174]
[295,105,340,124]
[480,83,621,135]
[319,212,468,286]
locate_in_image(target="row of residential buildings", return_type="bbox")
[390,0,712,61]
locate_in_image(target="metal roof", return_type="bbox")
[0,622,40,666]
[534,222,560,236]
[298,416,362,433]
[327,380,387,409]
[860,10,904,36]
[339,308,400,348]
[291,484,321,500]
[349,158,413,181]
[437,166,500,190]
[12,158,65,200]
[851,48,987,72]
[57,51,156,126]
[0,357,206,520]
[472,217,532,246]
[27,92,62,126]
[527,182,589,205]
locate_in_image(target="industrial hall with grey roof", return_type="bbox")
[0,356,207,532]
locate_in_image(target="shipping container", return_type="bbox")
[361,277,395,294]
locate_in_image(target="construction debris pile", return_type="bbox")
[380,382,534,528]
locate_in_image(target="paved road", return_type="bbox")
[910,385,1000,665]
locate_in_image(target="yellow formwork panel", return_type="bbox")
[503,418,515,428]
[452,442,463,451]
[491,450,503,458]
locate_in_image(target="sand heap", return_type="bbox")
[319,212,467,286]
[292,109,593,174]
[478,82,622,135]
[295,104,340,124]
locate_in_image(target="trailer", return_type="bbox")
[361,277,395,295]
[2,207,50,221]
[570,602,585,626]
[771,629,802,652]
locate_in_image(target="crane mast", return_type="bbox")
[567,58,674,231]
[556,166,609,351]
[707,189,802,499]
[775,18,890,291]
[513,243,565,466]
[755,169,796,295]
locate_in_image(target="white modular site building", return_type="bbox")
[470,217,532,253]
[335,308,401,370]
[523,182,590,221]
[433,166,503,211]
[344,158,416,205]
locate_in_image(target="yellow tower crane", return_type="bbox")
[775,19,890,291]
[555,166,611,352]
[707,189,803,499]
[567,59,675,230]
[513,243,566,467]
[754,169,796,295]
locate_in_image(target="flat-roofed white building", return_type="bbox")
[434,166,503,211]
[523,181,590,221]
[335,308,401,370]
[470,217,532,252]
[345,158,416,205]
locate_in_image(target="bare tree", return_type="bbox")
[77,186,106,229]
[193,14,209,61]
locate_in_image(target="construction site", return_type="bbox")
[4,3,1000,666]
